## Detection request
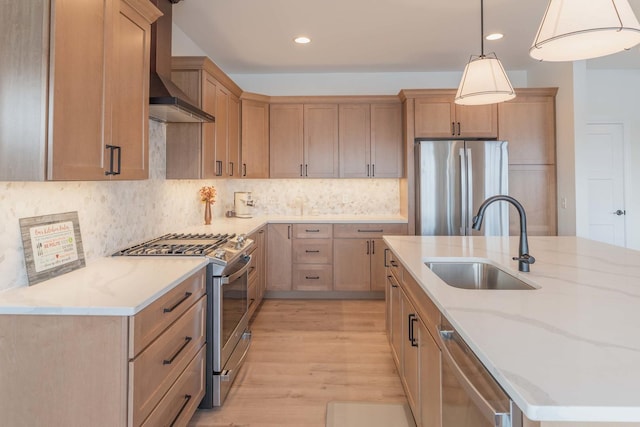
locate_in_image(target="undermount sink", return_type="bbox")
[425,259,537,290]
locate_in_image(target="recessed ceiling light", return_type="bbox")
[294,36,311,44]
[486,33,504,41]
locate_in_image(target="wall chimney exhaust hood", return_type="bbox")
[149,0,214,123]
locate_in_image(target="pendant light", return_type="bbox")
[530,0,640,61]
[455,0,515,106]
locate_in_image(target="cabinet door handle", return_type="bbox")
[287,225,291,240]
[105,145,121,175]
[105,145,115,175]
[300,164,303,177]
[408,314,418,347]
[367,164,370,177]
[305,276,320,280]
[372,164,375,177]
[384,248,390,267]
[163,292,193,313]
[163,336,193,365]
[305,164,308,177]
[457,122,461,136]
[366,240,370,255]
[357,229,384,233]
[388,275,398,288]
[371,240,375,254]
[451,122,455,136]
[229,162,234,176]
[215,160,223,176]
[114,146,121,175]
[243,163,247,177]
[169,394,192,427]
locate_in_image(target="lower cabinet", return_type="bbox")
[0,268,207,426]
[387,257,442,427]
[248,226,267,320]
[266,223,293,291]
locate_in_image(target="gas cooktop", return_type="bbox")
[113,232,253,268]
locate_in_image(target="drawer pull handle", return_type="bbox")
[305,250,320,253]
[390,260,398,267]
[163,292,193,313]
[163,336,192,365]
[305,229,320,232]
[169,394,192,427]
[357,229,384,233]
[306,276,320,280]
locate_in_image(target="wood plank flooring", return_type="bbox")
[189,299,407,427]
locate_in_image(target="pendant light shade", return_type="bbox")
[455,0,515,106]
[530,0,640,61]
[455,53,516,105]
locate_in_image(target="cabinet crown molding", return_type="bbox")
[171,56,243,97]
[399,87,558,102]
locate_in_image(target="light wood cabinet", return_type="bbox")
[266,224,293,291]
[269,103,339,178]
[0,0,160,181]
[333,223,407,292]
[248,226,267,320]
[167,56,242,179]
[500,88,558,236]
[0,268,206,426]
[292,224,333,291]
[339,103,403,178]
[270,104,304,178]
[241,94,270,178]
[413,91,497,139]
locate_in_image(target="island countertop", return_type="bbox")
[383,235,640,424]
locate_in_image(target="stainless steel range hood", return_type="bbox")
[149,0,214,123]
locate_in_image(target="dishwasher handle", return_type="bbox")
[438,326,513,427]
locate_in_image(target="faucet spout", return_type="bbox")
[472,195,535,272]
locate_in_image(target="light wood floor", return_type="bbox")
[189,299,407,427]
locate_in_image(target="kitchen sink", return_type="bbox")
[424,259,536,290]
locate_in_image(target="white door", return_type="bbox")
[585,123,626,246]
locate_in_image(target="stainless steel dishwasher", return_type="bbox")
[438,318,523,427]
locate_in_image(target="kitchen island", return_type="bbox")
[384,235,640,426]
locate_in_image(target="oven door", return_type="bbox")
[439,320,522,427]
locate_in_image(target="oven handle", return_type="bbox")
[438,326,511,427]
[222,255,252,285]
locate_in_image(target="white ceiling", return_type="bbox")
[172,0,640,74]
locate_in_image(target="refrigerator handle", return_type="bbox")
[459,148,467,235]
[466,148,473,234]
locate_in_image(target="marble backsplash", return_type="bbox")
[0,121,399,291]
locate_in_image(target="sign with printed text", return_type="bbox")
[20,212,86,286]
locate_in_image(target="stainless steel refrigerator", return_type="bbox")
[416,140,509,236]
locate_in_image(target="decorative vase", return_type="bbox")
[204,202,212,225]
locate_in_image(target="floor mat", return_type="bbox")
[326,401,416,427]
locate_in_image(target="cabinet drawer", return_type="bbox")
[129,268,206,358]
[333,223,407,238]
[129,296,206,427]
[293,223,333,238]
[292,239,333,264]
[141,346,206,427]
[293,265,333,291]
[388,251,403,283]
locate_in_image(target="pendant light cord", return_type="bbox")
[480,0,485,56]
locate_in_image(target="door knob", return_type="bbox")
[613,209,626,216]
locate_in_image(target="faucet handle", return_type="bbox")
[513,254,536,265]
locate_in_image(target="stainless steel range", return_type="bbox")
[114,232,254,408]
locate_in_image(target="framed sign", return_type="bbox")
[19,211,86,286]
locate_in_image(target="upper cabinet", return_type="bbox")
[0,0,161,181]
[339,102,402,178]
[498,88,557,165]
[412,90,498,139]
[166,56,242,179]
[241,94,270,178]
[270,103,339,178]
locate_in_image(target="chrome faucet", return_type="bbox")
[472,195,535,272]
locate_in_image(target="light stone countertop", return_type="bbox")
[0,215,406,316]
[383,235,640,424]
[0,257,208,316]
